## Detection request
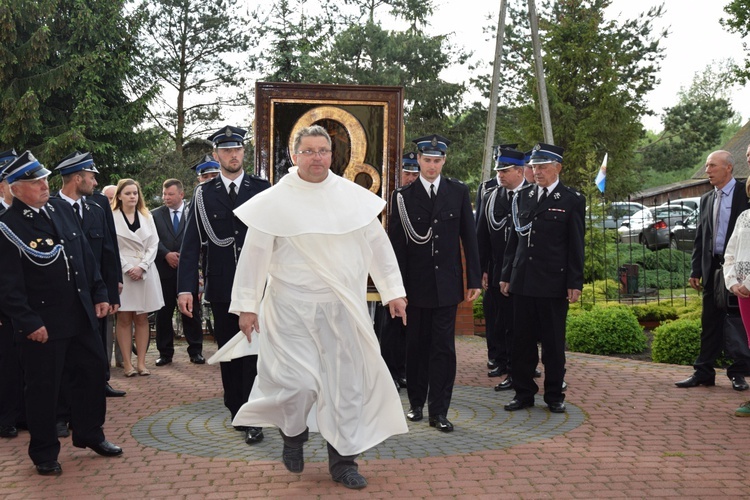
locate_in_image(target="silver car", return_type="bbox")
[617,208,653,244]
[642,206,695,250]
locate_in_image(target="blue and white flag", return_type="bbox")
[595,153,607,193]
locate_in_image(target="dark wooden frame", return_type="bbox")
[254,82,404,220]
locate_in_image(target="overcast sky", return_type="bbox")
[428,0,749,131]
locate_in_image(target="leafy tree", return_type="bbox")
[137,0,252,156]
[640,61,737,172]
[721,0,750,83]
[500,0,666,198]
[0,0,152,178]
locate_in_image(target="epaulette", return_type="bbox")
[564,185,582,197]
[517,183,534,192]
[445,177,466,185]
[396,181,417,193]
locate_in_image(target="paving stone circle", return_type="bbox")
[131,385,585,462]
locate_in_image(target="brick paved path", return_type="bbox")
[1,335,749,498]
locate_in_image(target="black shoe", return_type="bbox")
[155,357,172,366]
[428,415,454,432]
[396,377,407,389]
[56,421,69,438]
[487,359,498,370]
[0,425,18,438]
[534,368,542,378]
[731,376,749,391]
[244,427,264,444]
[504,399,534,411]
[333,468,368,489]
[406,407,423,421]
[488,366,508,377]
[282,444,304,473]
[190,354,205,364]
[105,383,126,398]
[562,381,568,392]
[73,440,123,457]
[36,460,62,476]
[494,376,513,391]
[548,402,566,413]
[675,374,715,388]
[233,425,248,432]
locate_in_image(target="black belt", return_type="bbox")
[713,255,724,266]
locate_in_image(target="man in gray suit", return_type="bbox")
[152,179,204,365]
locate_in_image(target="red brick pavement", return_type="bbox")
[1,335,749,498]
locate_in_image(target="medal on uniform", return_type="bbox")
[46,238,54,246]
[29,240,37,248]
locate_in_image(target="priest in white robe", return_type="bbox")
[229,125,408,490]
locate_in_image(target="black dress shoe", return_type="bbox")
[333,468,368,489]
[105,383,126,398]
[534,368,542,378]
[36,460,62,476]
[675,375,715,388]
[504,399,534,411]
[56,421,69,438]
[488,366,508,377]
[487,359,498,370]
[282,444,304,473]
[0,425,18,438]
[397,377,407,388]
[562,381,568,392]
[548,402,566,413]
[428,415,454,432]
[73,440,123,457]
[190,354,206,364]
[155,357,172,366]
[244,427,264,444]
[494,376,513,391]
[233,425,248,432]
[731,376,750,391]
[406,407,423,421]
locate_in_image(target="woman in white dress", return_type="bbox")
[111,179,164,376]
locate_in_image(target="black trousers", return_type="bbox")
[512,294,567,405]
[487,286,515,372]
[210,301,257,420]
[405,304,458,417]
[694,259,750,378]
[156,274,203,359]
[375,305,406,380]
[19,325,107,465]
[483,288,499,362]
[0,321,24,427]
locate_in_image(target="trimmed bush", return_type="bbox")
[639,269,689,290]
[642,249,691,273]
[631,303,679,323]
[473,293,484,320]
[651,319,701,365]
[567,306,647,355]
[581,279,621,303]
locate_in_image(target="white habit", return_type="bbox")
[229,167,408,456]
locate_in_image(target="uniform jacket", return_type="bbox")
[0,197,108,340]
[113,208,164,313]
[388,177,481,308]
[692,180,748,281]
[474,176,498,226]
[476,181,528,286]
[151,203,187,281]
[500,181,585,298]
[178,173,271,303]
[52,193,120,305]
[86,191,122,283]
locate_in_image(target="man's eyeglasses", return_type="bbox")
[296,149,332,157]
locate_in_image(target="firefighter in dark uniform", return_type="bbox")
[388,134,481,432]
[0,149,26,439]
[177,126,271,445]
[0,151,122,475]
[500,143,585,414]
[476,148,528,391]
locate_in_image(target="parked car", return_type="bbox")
[658,197,701,212]
[670,207,700,251]
[617,208,653,244]
[587,201,646,229]
[642,205,695,250]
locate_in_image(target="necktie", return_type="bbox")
[508,190,514,202]
[229,182,237,204]
[539,187,548,203]
[72,202,82,220]
[39,209,51,222]
[172,210,180,234]
[713,189,723,253]
[430,184,436,200]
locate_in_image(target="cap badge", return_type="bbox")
[431,136,438,146]
[224,127,233,137]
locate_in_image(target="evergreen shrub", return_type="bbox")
[651,319,701,365]
[567,306,647,355]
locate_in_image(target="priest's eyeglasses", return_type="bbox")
[296,149,332,157]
